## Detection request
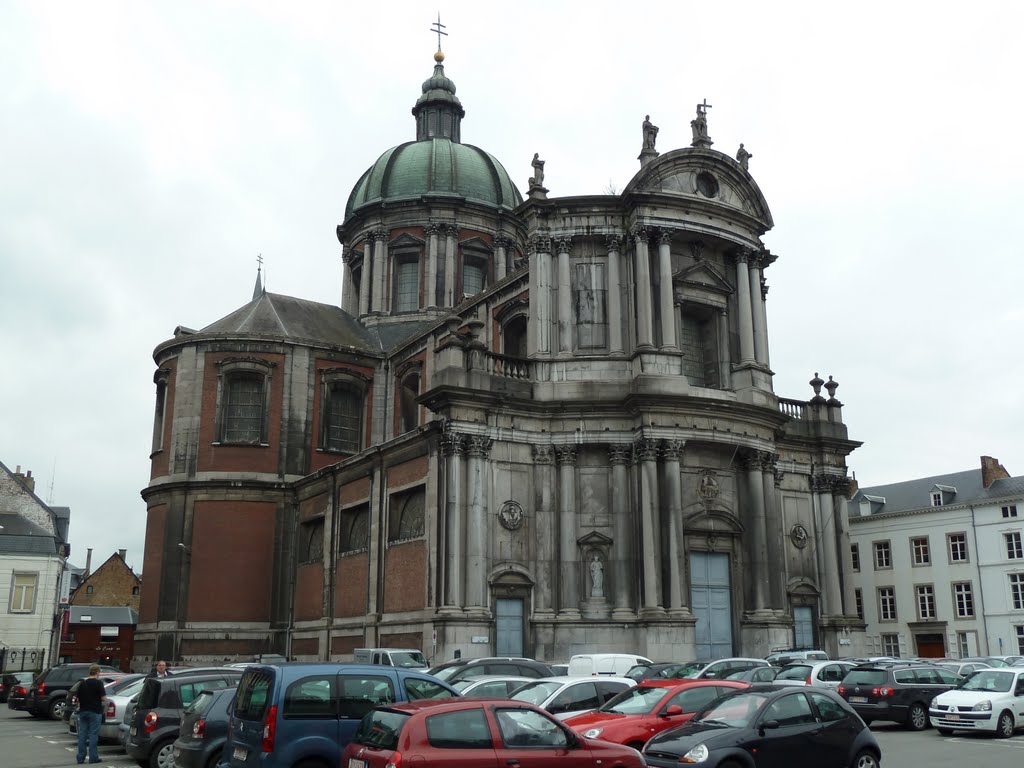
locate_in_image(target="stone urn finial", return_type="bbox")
[824,375,841,406]
[809,372,826,405]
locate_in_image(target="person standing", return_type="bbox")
[76,664,107,764]
[148,660,169,678]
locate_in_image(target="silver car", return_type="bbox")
[509,675,634,720]
[772,660,857,689]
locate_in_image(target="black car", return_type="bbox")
[126,667,243,768]
[837,662,962,730]
[26,663,120,719]
[428,657,552,684]
[643,685,881,768]
[172,686,238,768]
[2,672,36,709]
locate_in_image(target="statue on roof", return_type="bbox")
[642,115,659,152]
[690,100,713,148]
[529,153,546,188]
[736,143,752,170]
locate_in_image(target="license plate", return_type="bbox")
[233,746,248,761]
[347,760,366,768]
[947,714,960,721]
[850,696,868,703]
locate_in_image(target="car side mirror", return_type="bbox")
[660,705,684,717]
[566,730,581,748]
[760,719,780,733]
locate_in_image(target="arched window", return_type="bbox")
[339,506,369,553]
[503,316,529,358]
[300,520,324,563]
[388,489,425,543]
[215,358,274,445]
[399,372,420,433]
[324,384,362,453]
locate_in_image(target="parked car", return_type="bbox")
[451,675,532,698]
[65,672,137,726]
[509,675,634,720]
[642,686,882,768]
[226,661,460,768]
[961,656,1013,668]
[100,675,148,741]
[765,649,830,666]
[771,660,857,690]
[353,648,429,669]
[68,673,144,733]
[0,671,34,704]
[837,662,962,729]
[5,677,33,711]
[172,685,238,768]
[568,653,653,677]
[935,660,992,678]
[624,662,692,682]
[564,679,749,750]
[428,656,552,684]
[126,667,243,768]
[26,662,120,719]
[669,658,771,680]
[929,667,1024,737]
[548,663,569,676]
[342,698,647,767]
[723,666,780,684]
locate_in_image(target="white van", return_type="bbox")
[353,648,429,669]
[568,653,652,677]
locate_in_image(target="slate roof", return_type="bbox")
[69,606,138,625]
[850,467,1024,515]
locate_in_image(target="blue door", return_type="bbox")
[495,598,524,656]
[690,552,732,660]
[793,606,814,648]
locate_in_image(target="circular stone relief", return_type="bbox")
[790,523,809,549]
[498,500,524,531]
[695,171,719,198]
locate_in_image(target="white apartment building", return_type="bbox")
[848,456,1024,659]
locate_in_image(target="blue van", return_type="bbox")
[226,662,458,768]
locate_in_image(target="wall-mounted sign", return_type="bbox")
[471,636,488,644]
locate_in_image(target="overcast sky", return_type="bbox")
[3,1,1022,576]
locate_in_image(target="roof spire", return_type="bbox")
[413,16,464,142]
[253,253,264,301]
[431,13,447,60]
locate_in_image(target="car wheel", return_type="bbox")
[150,738,175,768]
[996,710,1014,739]
[48,697,66,720]
[906,702,929,731]
[205,749,223,768]
[851,749,879,768]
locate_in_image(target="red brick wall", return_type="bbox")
[383,540,426,612]
[291,637,319,656]
[389,456,428,488]
[340,477,370,506]
[335,554,368,617]
[139,504,166,624]
[380,632,423,651]
[61,624,135,671]
[332,635,362,655]
[299,493,329,521]
[150,358,177,480]
[188,501,276,621]
[294,563,324,621]
[73,554,141,612]
[197,351,285,475]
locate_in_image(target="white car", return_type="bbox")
[771,660,857,689]
[929,667,1024,737]
[509,675,634,720]
[452,675,532,698]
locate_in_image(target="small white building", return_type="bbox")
[848,456,1024,659]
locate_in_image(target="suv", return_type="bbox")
[26,663,120,719]
[126,667,242,768]
[837,662,962,729]
[226,662,459,768]
[428,657,552,684]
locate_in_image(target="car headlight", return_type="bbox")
[973,700,992,712]
[681,743,709,763]
[582,728,603,739]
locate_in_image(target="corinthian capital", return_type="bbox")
[630,224,649,242]
[605,233,622,253]
[529,235,552,255]
[494,234,515,249]
[608,443,632,465]
[661,439,684,461]
[634,438,659,462]
[532,445,554,465]
[444,224,459,238]
[441,431,465,456]
[658,229,673,246]
[555,445,577,466]
[465,435,494,458]
[554,235,573,254]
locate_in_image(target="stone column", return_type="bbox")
[731,250,755,363]
[636,438,663,614]
[761,453,785,611]
[464,434,493,610]
[759,279,771,369]
[442,431,465,609]
[657,230,678,350]
[662,439,686,614]
[341,252,355,315]
[495,235,511,282]
[812,473,842,616]
[529,236,553,355]
[555,235,573,354]
[426,223,441,307]
[717,309,731,389]
[555,445,580,616]
[443,224,458,306]
[632,225,654,348]
[750,253,768,365]
[532,445,556,617]
[831,475,857,617]
[609,444,633,618]
[741,451,770,614]
[372,229,387,314]
[358,245,371,316]
[606,234,624,354]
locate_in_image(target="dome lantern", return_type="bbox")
[412,50,465,142]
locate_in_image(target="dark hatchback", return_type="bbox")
[837,662,962,729]
[126,667,242,768]
[643,686,881,768]
[27,663,120,719]
[3,672,36,709]
[172,685,238,768]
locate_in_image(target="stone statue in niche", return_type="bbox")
[589,553,604,597]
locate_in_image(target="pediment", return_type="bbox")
[576,530,613,548]
[389,232,426,249]
[674,262,732,295]
[459,235,494,253]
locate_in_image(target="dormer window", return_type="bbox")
[931,492,943,507]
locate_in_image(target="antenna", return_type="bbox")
[46,458,56,504]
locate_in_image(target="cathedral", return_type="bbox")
[135,47,865,668]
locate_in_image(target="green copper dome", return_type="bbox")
[342,53,523,222]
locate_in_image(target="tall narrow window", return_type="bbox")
[957,631,970,657]
[573,262,607,350]
[300,520,324,564]
[10,573,38,613]
[326,385,362,453]
[916,585,936,619]
[399,372,420,434]
[679,315,705,385]
[388,488,425,544]
[223,374,265,444]
[502,316,529,358]
[954,582,974,617]
[948,533,968,563]
[911,537,930,566]
[1011,573,1024,610]
[462,261,485,297]
[1006,532,1023,560]
[878,587,897,621]
[851,544,860,572]
[339,506,369,553]
[394,258,420,313]
[1017,625,1024,654]
[855,588,864,620]
[874,541,891,569]
[881,633,900,657]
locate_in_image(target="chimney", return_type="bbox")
[118,549,127,560]
[847,472,859,499]
[12,466,35,493]
[84,548,93,575]
[981,455,1010,489]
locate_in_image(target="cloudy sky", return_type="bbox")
[2,1,1022,575]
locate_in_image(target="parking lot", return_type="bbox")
[1,706,1023,768]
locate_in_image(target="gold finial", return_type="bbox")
[430,13,447,59]
[434,50,445,63]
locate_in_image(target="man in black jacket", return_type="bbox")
[76,665,107,764]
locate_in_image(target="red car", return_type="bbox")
[564,678,748,750]
[343,698,646,768]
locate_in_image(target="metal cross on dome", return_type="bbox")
[430,14,447,52]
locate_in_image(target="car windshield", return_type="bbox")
[774,665,812,681]
[113,678,146,699]
[665,663,704,679]
[510,681,561,706]
[352,709,408,749]
[958,670,1014,692]
[429,666,461,682]
[598,685,667,715]
[693,691,772,728]
[391,652,428,668]
[842,669,886,686]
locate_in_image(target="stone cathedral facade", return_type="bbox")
[134,50,865,669]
